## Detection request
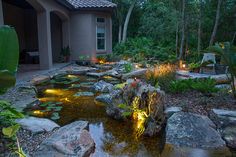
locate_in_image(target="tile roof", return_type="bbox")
[64,0,117,9]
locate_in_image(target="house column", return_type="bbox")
[0,0,4,26]
[37,11,52,69]
[62,20,70,48]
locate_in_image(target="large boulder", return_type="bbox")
[34,121,95,157]
[91,80,113,93]
[210,109,236,149]
[166,112,226,149]
[16,117,59,134]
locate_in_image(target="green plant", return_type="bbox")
[0,26,25,156]
[188,62,201,72]
[0,26,19,94]
[60,46,70,57]
[208,42,236,98]
[35,101,63,120]
[113,37,176,63]
[0,101,26,157]
[124,63,133,73]
[169,78,218,94]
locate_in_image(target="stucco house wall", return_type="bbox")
[70,10,112,62]
[0,0,115,69]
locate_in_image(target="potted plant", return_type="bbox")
[76,55,91,66]
[60,46,71,62]
[188,62,201,73]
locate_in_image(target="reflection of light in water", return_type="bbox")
[89,123,110,157]
[39,97,57,102]
[45,89,68,96]
[189,149,209,157]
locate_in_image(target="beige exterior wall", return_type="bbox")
[0,0,114,68]
[70,11,113,62]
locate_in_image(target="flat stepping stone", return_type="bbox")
[16,117,59,134]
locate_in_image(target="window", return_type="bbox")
[97,17,105,23]
[96,26,106,51]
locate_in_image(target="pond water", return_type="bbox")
[27,74,234,157]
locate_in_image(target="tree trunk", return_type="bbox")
[197,0,202,55]
[122,0,136,43]
[118,24,122,43]
[209,0,222,46]
[175,22,179,57]
[178,0,186,60]
[232,32,236,44]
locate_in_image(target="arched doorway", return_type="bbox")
[2,0,39,70]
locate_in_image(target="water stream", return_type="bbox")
[27,74,234,157]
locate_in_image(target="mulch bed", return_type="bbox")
[165,91,236,116]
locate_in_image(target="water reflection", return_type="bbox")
[31,74,234,157]
[161,144,232,157]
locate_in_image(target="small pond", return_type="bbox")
[26,74,234,157]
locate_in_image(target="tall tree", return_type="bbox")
[122,0,137,42]
[197,0,203,55]
[178,0,186,60]
[209,0,222,46]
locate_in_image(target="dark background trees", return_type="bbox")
[111,0,236,62]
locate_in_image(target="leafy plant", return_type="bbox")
[0,101,26,157]
[124,63,133,73]
[60,46,70,57]
[36,101,63,120]
[188,62,201,72]
[0,26,25,156]
[208,42,236,98]
[0,26,19,94]
[169,78,218,94]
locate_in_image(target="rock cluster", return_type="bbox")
[96,79,165,136]
[34,121,95,157]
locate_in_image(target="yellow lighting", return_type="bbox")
[65,98,70,102]
[103,76,113,79]
[135,64,139,69]
[33,110,44,115]
[182,64,186,68]
[67,75,77,78]
[45,89,64,96]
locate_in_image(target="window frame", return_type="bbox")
[96,17,106,52]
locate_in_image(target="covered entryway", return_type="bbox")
[2,0,39,65]
[0,0,70,70]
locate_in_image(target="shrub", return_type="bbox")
[124,63,133,73]
[169,78,218,94]
[146,64,176,90]
[113,37,176,63]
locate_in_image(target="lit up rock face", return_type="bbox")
[96,79,166,137]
